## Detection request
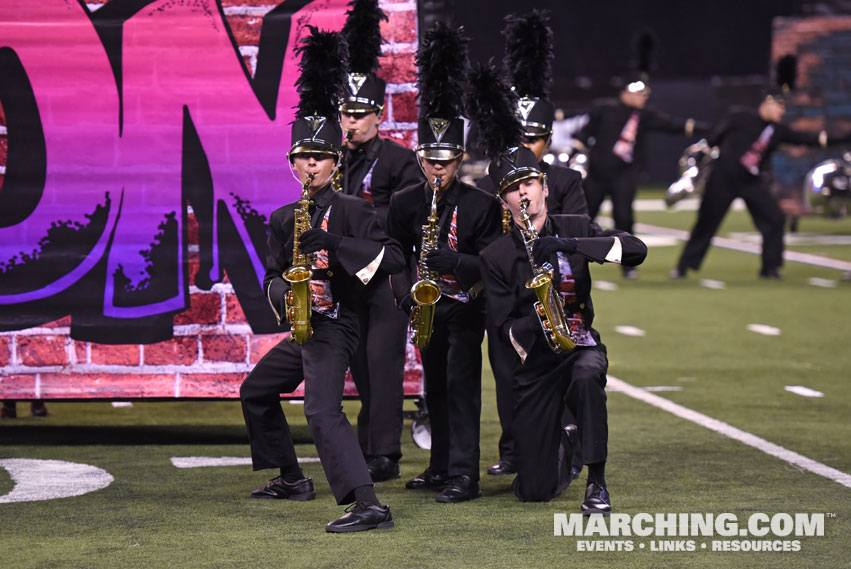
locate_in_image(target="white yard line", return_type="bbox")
[607,375,851,489]
[784,385,825,398]
[170,456,320,468]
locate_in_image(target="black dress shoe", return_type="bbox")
[486,460,516,476]
[759,268,783,279]
[622,267,638,280]
[405,468,448,490]
[436,475,481,503]
[250,476,315,501]
[325,501,394,533]
[368,456,400,482]
[581,483,611,516]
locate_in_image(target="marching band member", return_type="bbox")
[387,22,502,503]
[475,10,589,479]
[239,28,403,533]
[672,55,851,279]
[573,32,706,278]
[471,63,647,511]
[338,0,424,483]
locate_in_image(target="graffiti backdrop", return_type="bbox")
[0,0,422,399]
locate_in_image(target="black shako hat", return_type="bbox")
[765,54,797,104]
[415,22,469,160]
[622,30,656,95]
[289,27,348,159]
[340,0,387,114]
[503,10,555,138]
[466,63,542,195]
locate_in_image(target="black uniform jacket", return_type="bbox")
[481,214,647,365]
[387,178,503,304]
[341,135,424,227]
[575,99,705,175]
[476,161,589,216]
[264,184,404,329]
[708,108,829,177]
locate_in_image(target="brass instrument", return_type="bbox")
[409,176,443,350]
[518,198,576,353]
[664,139,717,207]
[331,130,355,192]
[283,173,316,344]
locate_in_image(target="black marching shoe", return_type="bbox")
[669,266,687,280]
[436,475,481,503]
[581,483,611,516]
[486,460,517,476]
[325,501,394,533]
[759,268,783,280]
[405,468,448,490]
[622,267,638,280]
[367,456,400,482]
[250,476,315,501]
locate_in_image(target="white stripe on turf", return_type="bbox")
[614,325,646,337]
[699,278,726,290]
[170,456,321,468]
[747,323,781,336]
[784,385,825,398]
[808,277,837,288]
[0,459,114,503]
[607,375,851,489]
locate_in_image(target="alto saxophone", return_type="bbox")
[409,176,443,349]
[283,173,316,344]
[518,198,577,352]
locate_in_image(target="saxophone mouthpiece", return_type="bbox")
[520,198,531,209]
[433,176,443,189]
[344,129,355,143]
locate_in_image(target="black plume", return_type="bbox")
[294,26,349,119]
[776,54,798,91]
[635,29,657,75]
[342,0,387,74]
[416,22,469,119]
[502,10,553,99]
[466,62,523,159]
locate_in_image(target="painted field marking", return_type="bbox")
[594,280,618,291]
[614,325,646,337]
[0,459,114,503]
[699,278,726,290]
[808,277,837,288]
[643,386,684,392]
[170,456,320,469]
[785,385,825,398]
[747,323,781,336]
[111,402,134,408]
[607,376,851,489]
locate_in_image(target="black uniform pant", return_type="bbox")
[239,311,371,505]
[513,346,608,503]
[584,169,638,235]
[676,169,785,274]
[486,330,520,466]
[421,298,485,480]
[350,277,409,462]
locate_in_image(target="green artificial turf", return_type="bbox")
[1,201,850,568]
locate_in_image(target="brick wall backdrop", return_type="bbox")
[771,16,851,213]
[0,0,422,400]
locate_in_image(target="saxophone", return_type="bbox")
[283,173,316,344]
[331,130,355,192]
[408,176,443,350]
[518,198,577,352]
